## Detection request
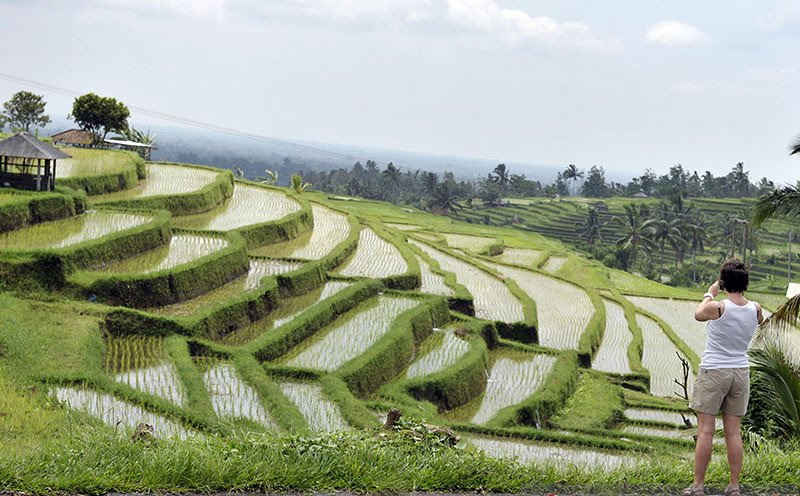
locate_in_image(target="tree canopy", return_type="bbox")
[70,93,130,143]
[2,91,50,132]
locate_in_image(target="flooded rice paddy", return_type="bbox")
[484,261,592,349]
[449,351,557,425]
[147,259,301,317]
[627,296,707,356]
[385,223,421,231]
[416,255,454,296]
[541,256,567,273]
[91,234,228,274]
[105,336,185,406]
[91,163,219,201]
[412,240,524,323]
[198,359,278,429]
[443,233,498,253]
[219,281,352,345]
[0,210,151,250]
[637,314,695,397]
[336,228,408,278]
[592,300,632,374]
[405,326,471,379]
[172,184,301,231]
[283,296,419,371]
[279,382,350,431]
[493,248,543,268]
[465,435,636,469]
[53,387,193,439]
[254,204,350,260]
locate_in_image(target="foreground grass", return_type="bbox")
[1,410,800,494]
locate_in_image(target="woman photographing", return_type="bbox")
[684,259,764,496]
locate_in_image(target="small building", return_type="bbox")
[0,132,71,191]
[593,201,609,212]
[633,191,648,198]
[50,129,95,147]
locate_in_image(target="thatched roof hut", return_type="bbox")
[0,132,71,191]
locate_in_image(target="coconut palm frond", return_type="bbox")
[752,186,800,227]
[750,346,800,439]
[790,135,800,156]
[754,294,800,344]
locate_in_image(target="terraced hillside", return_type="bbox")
[2,146,798,485]
[454,196,800,290]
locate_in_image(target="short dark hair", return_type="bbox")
[719,259,749,293]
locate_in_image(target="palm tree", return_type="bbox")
[431,182,461,214]
[562,164,584,197]
[257,169,278,185]
[577,206,606,245]
[382,162,402,189]
[613,204,655,269]
[791,135,800,156]
[113,126,157,159]
[649,205,685,279]
[685,211,708,282]
[749,346,800,439]
[422,172,438,196]
[492,164,510,192]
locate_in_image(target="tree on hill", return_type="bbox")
[431,182,460,213]
[577,206,606,245]
[492,163,510,192]
[562,164,583,196]
[685,210,709,282]
[649,205,685,279]
[613,204,655,269]
[581,165,609,198]
[792,135,800,156]
[422,172,438,196]
[114,126,156,159]
[382,162,402,191]
[290,173,310,194]
[2,91,50,132]
[70,93,130,144]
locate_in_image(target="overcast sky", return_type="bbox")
[2,0,799,182]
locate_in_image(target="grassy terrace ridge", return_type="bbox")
[1,148,799,492]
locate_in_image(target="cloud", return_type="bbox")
[670,82,705,93]
[760,2,800,30]
[93,0,228,19]
[646,21,711,45]
[445,0,619,50]
[287,0,433,23]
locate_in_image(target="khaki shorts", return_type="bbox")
[689,367,750,416]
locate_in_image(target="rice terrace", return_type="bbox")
[2,3,800,494]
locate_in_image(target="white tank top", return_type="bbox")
[700,298,758,369]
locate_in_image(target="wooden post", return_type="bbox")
[36,158,41,191]
[51,159,57,191]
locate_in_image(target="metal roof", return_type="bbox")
[104,138,155,148]
[0,132,71,160]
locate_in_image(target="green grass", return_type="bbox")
[552,371,624,431]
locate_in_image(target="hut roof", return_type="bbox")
[50,129,94,145]
[104,138,154,149]
[0,133,71,160]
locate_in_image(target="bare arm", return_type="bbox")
[755,302,764,324]
[695,280,721,322]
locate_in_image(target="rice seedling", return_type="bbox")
[218,281,352,346]
[283,296,419,371]
[0,210,150,250]
[254,204,350,260]
[411,240,524,323]
[91,163,218,201]
[55,148,133,178]
[92,234,228,274]
[493,248,543,268]
[484,261,592,349]
[627,296,707,356]
[451,351,557,425]
[416,255,454,296]
[405,326,471,379]
[385,223,420,231]
[105,336,186,406]
[336,228,408,278]
[171,184,301,231]
[52,387,193,439]
[148,259,301,317]
[279,382,350,431]
[592,300,632,374]
[637,314,695,397]
[197,358,278,429]
[464,435,636,470]
[443,233,498,253]
[541,256,567,274]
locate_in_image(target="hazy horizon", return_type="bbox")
[1,0,799,184]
